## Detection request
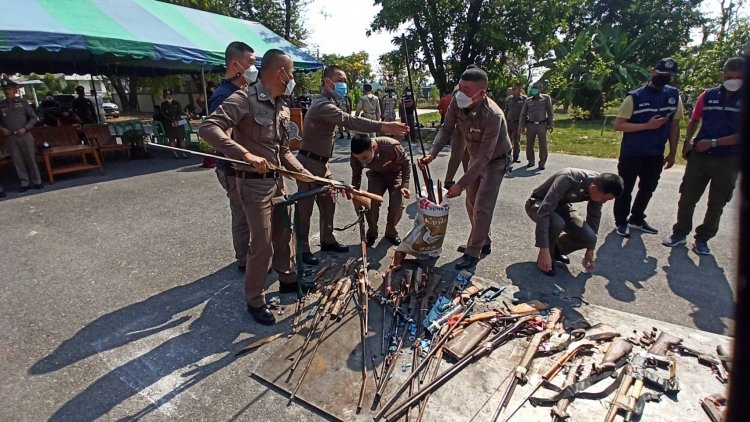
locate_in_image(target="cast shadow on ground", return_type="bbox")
[594,232,658,303]
[663,246,735,334]
[506,262,593,327]
[29,265,288,422]
[0,151,201,202]
[506,165,544,178]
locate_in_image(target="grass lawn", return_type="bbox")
[414,112,688,165]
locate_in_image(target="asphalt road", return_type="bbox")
[0,141,738,421]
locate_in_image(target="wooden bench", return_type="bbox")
[81,124,129,162]
[30,126,104,183]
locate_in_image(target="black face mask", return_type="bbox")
[650,73,672,88]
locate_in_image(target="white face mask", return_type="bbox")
[243,65,259,84]
[455,91,474,109]
[723,78,743,92]
[284,78,296,96]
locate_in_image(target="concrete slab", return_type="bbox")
[0,144,737,421]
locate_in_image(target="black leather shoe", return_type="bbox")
[513,158,521,163]
[457,244,492,255]
[455,254,479,270]
[32,184,43,189]
[385,235,401,246]
[553,252,570,265]
[366,236,376,247]
[18,186,29,193]
[301,252,319,266]
[247,304,276,325]
[320,242,349,253]
[526,162,535,168]
[279,282,315,294]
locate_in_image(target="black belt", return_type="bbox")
[234,170,278,179]
[529,121,546,125]
[298,149,329,163]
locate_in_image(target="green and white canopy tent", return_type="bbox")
[0,0,322,109]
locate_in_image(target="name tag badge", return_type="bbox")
[469,127,481,133]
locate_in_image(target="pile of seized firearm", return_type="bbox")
[286,264,732,421]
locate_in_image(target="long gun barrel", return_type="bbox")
[383,316,534,422]
[401,35,435,203]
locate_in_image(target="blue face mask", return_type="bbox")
[333,82,348,98]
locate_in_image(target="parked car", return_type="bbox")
[102,101,119,118]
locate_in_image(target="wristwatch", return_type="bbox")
[710,138,717,148]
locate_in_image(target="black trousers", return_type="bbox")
[613,154,663,226]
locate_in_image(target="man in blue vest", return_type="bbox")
[210,41,257,273]
[613,57,683,237]
[662,57,744,255]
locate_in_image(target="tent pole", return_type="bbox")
[91,73,102,123]
[201,66,208,116]
[31,86,39,107]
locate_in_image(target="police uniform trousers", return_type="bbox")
[296,154,338,252]
[508,121,522,161]
[360,112,378,137]
[526,122,548,165]
[6,133,42,186]
[236,176,296,307]
[464,156,507,258]
[167,124,186,143]
[525,199,597,256]
[217,169,250,266]
[365,171,404,239]
[444,130,469,183]
[673,151,740,242]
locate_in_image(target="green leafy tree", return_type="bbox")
[370,0,570,93]
[677,1,750,100]
[542,28,649,118]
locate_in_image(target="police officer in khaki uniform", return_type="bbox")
[526,168,623,276]
[505,84,526,163]
[350,134,411,246]
[381,89,398,122]
[199,49,311,326]
[296,65,409,266]
[520,83,554,169]
[356,83,381,136]
[0,78,43,192]
[160,89,188,158]
[420,66,512,270]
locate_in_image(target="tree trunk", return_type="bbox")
[107,74,133,113]
[458,0,484,71]
[284,0,292,39]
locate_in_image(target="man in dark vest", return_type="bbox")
[662,57,744,255]
[613,57,683,237]
[209,41,257,273]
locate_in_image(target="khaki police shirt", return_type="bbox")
[430,96,512,188]
[350,136,411,190]
[520,94,554,128]
[198,81,307,174]
[530,168,602,248]
[381,96,397,114]
[300,91,381,158]
[505,95,527,122]
[0,98,39,131]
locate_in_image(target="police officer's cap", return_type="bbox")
[163,89,173,96]
[655,58,679,74]
[1,78,18,88]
